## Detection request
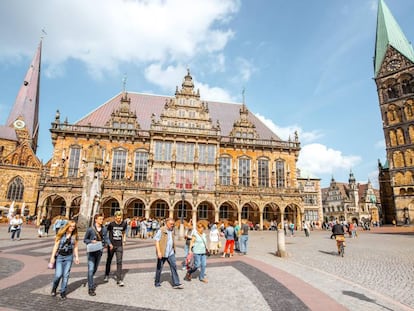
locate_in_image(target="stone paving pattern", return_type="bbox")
[0,224,413,311]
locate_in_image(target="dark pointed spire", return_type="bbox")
[6,40,42,152]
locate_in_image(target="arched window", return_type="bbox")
[7,177,24,201]
[68,147,81,177]
[112,149,127,180]
[258,158,269,187]
[275,160,285,188]
[238,157,251,186]
[134,151,148,181]
[219,157,231,185]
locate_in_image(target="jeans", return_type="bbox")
[11,229,21,240]
[182,243,190,267]
[155,253,180,286]
[87,250,103,290]
[105,246,123,281]
[53,254,73,294]
[188,253,207,280]
[239,235,248,254]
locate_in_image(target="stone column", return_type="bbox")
[276,228,287,257]
[78,162,102,231]
[276,210,287,258]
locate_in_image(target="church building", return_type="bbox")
[0,42,43,219]
[375,0,414,225]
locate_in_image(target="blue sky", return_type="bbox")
[1,0,414,188]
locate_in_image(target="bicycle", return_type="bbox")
[335,234,345,257]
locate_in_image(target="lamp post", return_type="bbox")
[179,189,185,240]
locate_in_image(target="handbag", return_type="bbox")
[87,241,103,253]
[196,232,210,257]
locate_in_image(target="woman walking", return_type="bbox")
[184,222,208,283]
[49,220,80,300]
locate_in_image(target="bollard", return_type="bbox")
[276,228,287,257]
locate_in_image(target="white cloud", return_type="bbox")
[235,57,256,82]
[255,113,323,143]
[297,143,362,176]
[145,63,187,92]
[0,0,240,77]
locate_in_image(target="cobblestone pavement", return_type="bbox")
[0,224,412,311]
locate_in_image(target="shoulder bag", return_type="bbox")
[87,226,104,253]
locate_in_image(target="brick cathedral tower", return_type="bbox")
[0,41,43,216]
[374,0,414,225]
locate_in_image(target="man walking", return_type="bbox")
[154,218,183,289]
[104,211,127,286]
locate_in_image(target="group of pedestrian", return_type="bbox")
[48,215,251,299]
[49,211,127,299]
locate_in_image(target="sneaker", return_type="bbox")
[88,289,96,296]
[154,283,161,287]
[200,279,208,283]
[182,266,187,270]
[60,292,67,300]
[173,284,184,289]
[117,280,124,287]
[103,275,109,282]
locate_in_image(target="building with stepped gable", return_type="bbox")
[322,172,380,225]
[37,70,324,230]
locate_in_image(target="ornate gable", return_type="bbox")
[377,46,414,78]
[229,103,259,139]
[150,69,220,136]
[1,141,41,168]
[105,92,140,130]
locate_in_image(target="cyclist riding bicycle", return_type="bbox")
[331,221,345,255]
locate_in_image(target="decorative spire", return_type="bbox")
[374,0,414,76]
[175,68,199,98]
[6,40,42,152]
[122,73,127,93]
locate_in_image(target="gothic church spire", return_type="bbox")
[6,40,42,152]
[374,0,414,76]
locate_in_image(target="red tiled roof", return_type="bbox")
[76,92,280,139]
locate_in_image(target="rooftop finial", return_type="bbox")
[242,87,245,104]
[40,28,47,40]
[122,73,127,93]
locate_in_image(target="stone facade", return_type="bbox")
[322,173,380,224]
[375,1,414,225]
[37,72,323,230]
